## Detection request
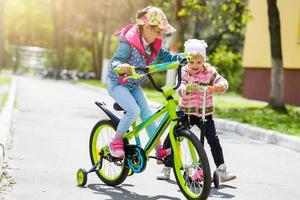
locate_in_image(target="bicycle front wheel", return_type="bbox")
[172,128,211,200]
[89,120,129,186]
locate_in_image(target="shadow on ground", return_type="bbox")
[85,183,181,200]
[210,184,236,199]
[77,182,236,199]
[166,179,236,199]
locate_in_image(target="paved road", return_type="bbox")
[4,76,300,200]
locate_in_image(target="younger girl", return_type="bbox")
[157,39,236,182]
[107,6,181,159]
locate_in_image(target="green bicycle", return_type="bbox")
[76,58,211,200]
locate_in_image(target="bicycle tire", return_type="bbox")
[172,128,211,200]
[89,120,129,186]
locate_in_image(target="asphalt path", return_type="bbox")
[4,76,300,200]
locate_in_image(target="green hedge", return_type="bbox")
[208,45,243,93]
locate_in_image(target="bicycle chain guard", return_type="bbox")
[125,145,147,173]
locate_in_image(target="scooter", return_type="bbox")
[186,84,220,188]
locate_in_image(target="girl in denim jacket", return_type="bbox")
[107,6,181,160]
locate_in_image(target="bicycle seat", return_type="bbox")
[113,103,124,111]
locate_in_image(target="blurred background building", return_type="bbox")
[243,0,300,105]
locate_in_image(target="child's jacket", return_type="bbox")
[108,24,180,89]
[178,65,228,117]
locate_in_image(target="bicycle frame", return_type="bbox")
[103,58,194,168]
[86,57,213,199]
[121,85,180,161]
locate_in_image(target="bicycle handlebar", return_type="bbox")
[147,57,190,92]
[186,84,211,91]
[185,83,224,94]
[114,57,190,93]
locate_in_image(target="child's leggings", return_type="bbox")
[184,114,224,167]
[107,83,157,137]
[163,114,225,168]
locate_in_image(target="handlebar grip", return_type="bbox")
[173,56,190,90]
[114,65,135,75]
[114,67,124,75]
[180,57,189,66]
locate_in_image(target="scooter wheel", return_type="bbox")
[77,168,88,186]
[213,171,219,188]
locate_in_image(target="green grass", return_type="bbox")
[78,80,300,136]
[77,79,106,89]
[0,76,12,109]
[0,92,9,108]
[214,94,300,136]
[0,76,11,86]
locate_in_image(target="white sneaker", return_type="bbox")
[217,164,236,183]
[156,167,171,180]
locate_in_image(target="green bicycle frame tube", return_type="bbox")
[122,105,173,158]
[122,88,180,160]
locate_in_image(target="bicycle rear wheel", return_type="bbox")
[89,120,129,186]
[172,128,211,200]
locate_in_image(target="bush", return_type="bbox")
[208,45,243,93]
[143,71,167,89]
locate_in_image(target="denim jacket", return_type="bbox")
[108,24,181,89]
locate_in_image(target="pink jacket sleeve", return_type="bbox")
[211,69,229,93]
[177,67,189,97]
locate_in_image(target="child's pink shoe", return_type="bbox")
[156,145,171,160]
[190,169,204,182]
[109,138,125,159]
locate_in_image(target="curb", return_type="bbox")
[77,82,300,152]
[215,118,300,152]
[0,78,16,175]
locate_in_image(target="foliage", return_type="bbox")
[0,76,11,85]
[208,45,243,92]
[149,0,249,92]
[0,76,11,109]
[5,0,53,47]
[143,72,167,89]
[3,0,249,92]
[165,0,251,53]
[0,91,8,109]
[78,79,105,89]
[63,47,93,72]
[4,0,147,75]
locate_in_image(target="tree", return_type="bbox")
[0,0,4,71]
[267,0,286,111]
[51,0,64,79]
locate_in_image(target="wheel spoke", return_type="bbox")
[172,131,211,200]
[90,120,129,185]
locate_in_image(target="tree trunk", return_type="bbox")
[51,0,64,79]
[104,33,111,59]
[0,0,4,72]
[91,30,100,79]
[267,0,286,111]
[193,0,206,39]
[170,0,184,52]
[98,30,106,80]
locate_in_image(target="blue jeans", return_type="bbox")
[107,83,157,137]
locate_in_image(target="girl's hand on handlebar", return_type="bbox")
[186,83,198,93]
[207,86,216,93]
[208,85,225,93]
[114,64,134,75]
[185,84,225,94]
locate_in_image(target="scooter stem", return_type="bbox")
[202,86,208,123]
